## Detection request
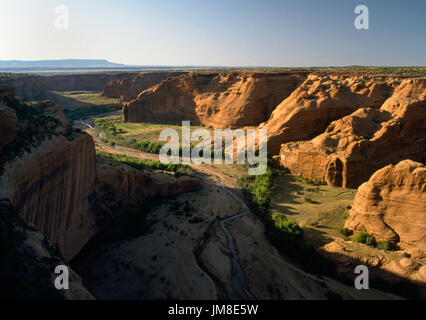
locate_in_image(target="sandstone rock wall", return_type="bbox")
[123,72,306,128]
[101,72,187,101]
[0,199,94,300]
[0,87,100,260]
[0,133,98,260]
[345,160,426,255]
[95,161,202,206]
[279,78,426,188]
[262,74,397,154]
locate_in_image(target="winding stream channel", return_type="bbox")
[195,174,257,300]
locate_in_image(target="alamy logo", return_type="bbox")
[54,5,69,30]
[159,121,267,175]
[354,265,369,290]
[354,5,369,30]
[54,265,69,290]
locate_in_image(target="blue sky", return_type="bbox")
[1,0,425,66]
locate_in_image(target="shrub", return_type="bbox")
[353,232,375,246]
[270,212,304,240]
[297,176,327,186]
[252,168,274,209]
[96,151,194,176]
[376,241,392,251]
[340,228,352,237]
[238,168,336,277]
[365,235,376,246]
[353,231,369,244]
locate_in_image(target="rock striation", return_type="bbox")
[0,92,99,260]
[123,72,306,128]
[0,199,94,300]
[101,72,187,101]
[345,160,426,254]
[279,78,426,187]
[261,74,397,155]
[95,161,202,207]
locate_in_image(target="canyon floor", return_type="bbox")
[71,114,402,300]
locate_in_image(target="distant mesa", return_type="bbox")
[0,59,125,69]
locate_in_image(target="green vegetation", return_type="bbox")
[237,168,336,275]
[96,151,195,177]
[269,212,304,243]
[95,118,165,153]
[51,90,121,105]
[64,106,121,122]
[377,241,393,251]
[340,227,352,237]
[365,235,376,246]
[353,231,376,246]
[237,168,272,216]
[251,168,274,208]
[94,116,210,142]
[95,117,226,159]
[353,231,369,244]
[296,175,327,186]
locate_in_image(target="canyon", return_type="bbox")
[0,68,425,300]
[0,86,202,298]
[120,71,424,187]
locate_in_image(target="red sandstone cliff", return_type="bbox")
[345,160,426,256]
[279,78,426,188]
[123,72,306,128]
[261,74,397,155]
[0,91,99,260]
[101,72,187,101]
[95,160,202,208]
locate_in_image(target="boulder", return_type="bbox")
[345,160,426,254]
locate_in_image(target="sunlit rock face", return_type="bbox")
[279,78,426,188]
[102,72,187,101]
[345,160,426,255]
[123,71,306,128]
